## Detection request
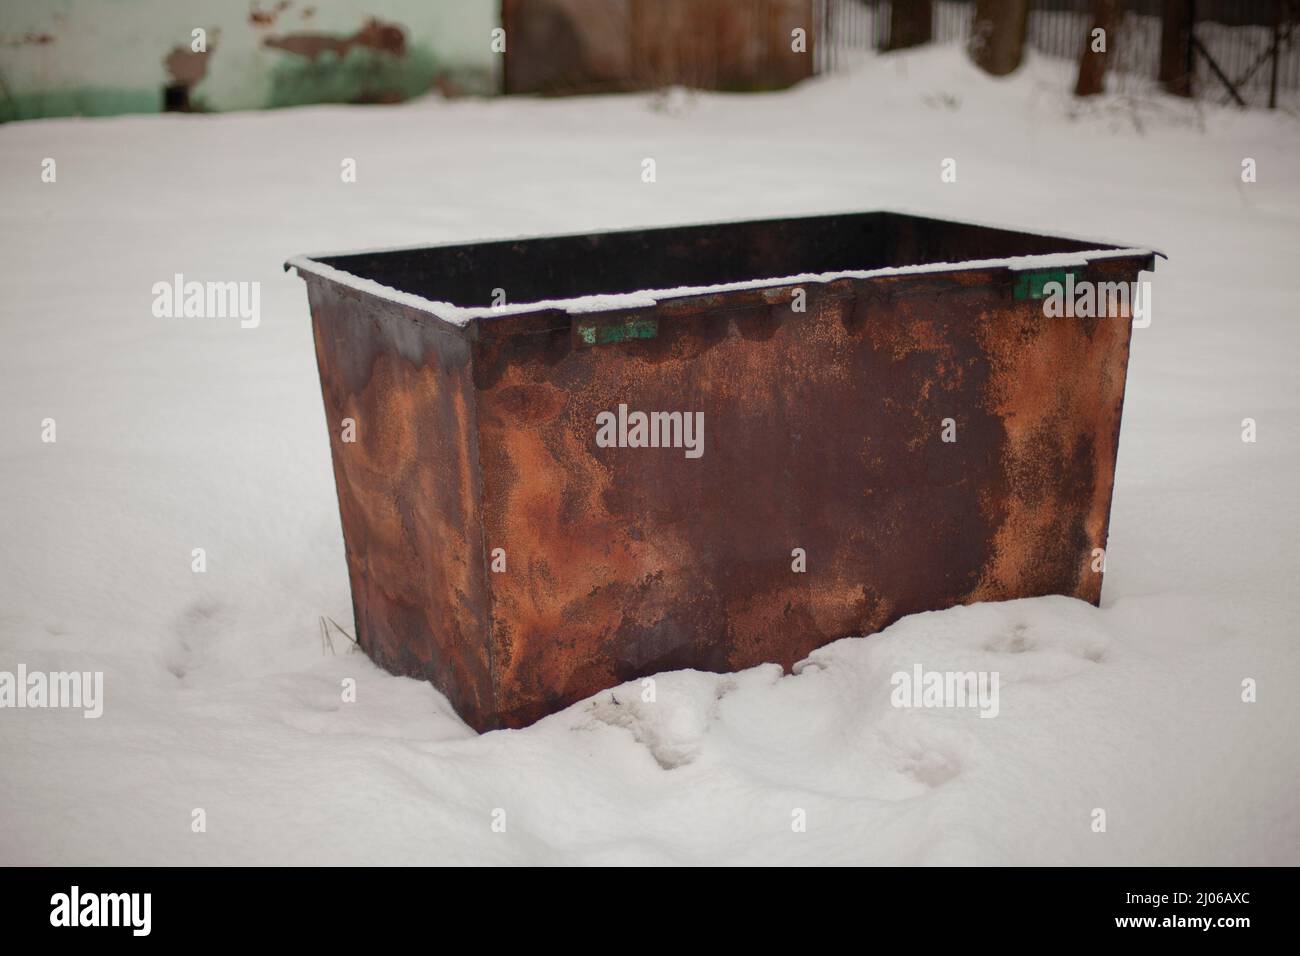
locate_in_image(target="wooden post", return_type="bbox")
[1075,0,1124,96]
[969,0,1031,76]
[1269,0,1281,109]
[888,0,933,51]
[1159,0,1194,96]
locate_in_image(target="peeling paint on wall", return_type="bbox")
[164,44,214,87]
[162,36,217,112]
[264,22,442,107]
[249,1,294,27]
[254,17,452,107]
[0,0,498,122]
[264,17,407,60]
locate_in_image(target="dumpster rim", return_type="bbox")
[284,210,1162,330]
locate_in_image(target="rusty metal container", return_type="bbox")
[287,212,1156,732]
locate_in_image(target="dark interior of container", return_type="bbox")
[316,211,1122,311]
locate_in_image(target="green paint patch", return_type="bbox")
[1013,269,1078,300]
[0,87,161,123]
[264,44,442,109]
[576,318,658,346]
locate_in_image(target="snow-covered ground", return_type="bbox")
[2,46,1298,865]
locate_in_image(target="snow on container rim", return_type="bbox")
[284,210,1162,329]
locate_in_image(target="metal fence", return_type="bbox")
[815,0,1299,105]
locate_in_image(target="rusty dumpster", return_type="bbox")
[287,211,1156,732]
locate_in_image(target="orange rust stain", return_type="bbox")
[308,291,493,727]
[971,275,1131,604]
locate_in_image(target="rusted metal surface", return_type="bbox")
[502,0,815,94]
[304,281,494,725]
[290,212,1155,732]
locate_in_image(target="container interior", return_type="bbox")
[314,211,1124,311]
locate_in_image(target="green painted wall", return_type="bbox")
[0,0,500,121]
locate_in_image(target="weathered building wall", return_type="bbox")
[0,0,499,121]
